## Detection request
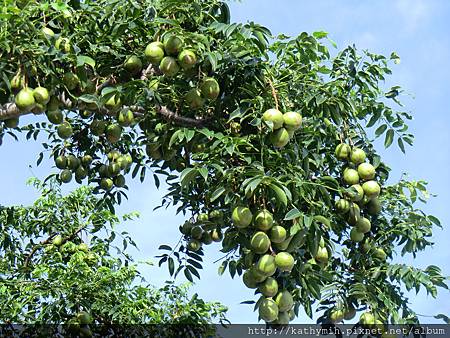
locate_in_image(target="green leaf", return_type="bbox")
[312,31,328,39]
[1,72,11,90]
[286,228,307,250]
[229,260,237,278]
[153,174,160,189]
[375,124,387,137]
[303,299,313,319]
[390,52,401,64]
[180,168,198,188]
[329,105,342,126]
[435,314,450,324]
[384,129,394,148]
[210,187,226,202]
[206,52,218,71]
[101,86,117,96]
[78,94,98,104]
[219,2,231,24]
[306,279,321,299]
[187,265,201,279]
[184,268,193,282]
[140,166,146,183]
[169,129,183,148]
[319,176,339,190]
[398,137,405,153]
[187,259,202,269]
[313,215,331,228]
[366,110,381,128]
[36,152,43,166]
[303,214,313,228]
[185,129,195,142]
[428,215,441,226]
[252,32,268,53]
[243,176,263,197]
[284,208,301,220]
[218,261,227,275]
[186,251,203,262]
[269,183,287,207]
[76,55,96,68]
[228,107,244,121]
[198,167,208,181]
[51,2,69,11]
[158,256,167,267]
[168,257,175,276]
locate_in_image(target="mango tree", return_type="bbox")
[0,0,448,330]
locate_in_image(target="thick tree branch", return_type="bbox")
[23,233,57,268]
[23,225,86,268]
[1,101,211,128]
[1,63,210,127]
[0,92,72,121]
[155,105,211,127]
[0,102,26,120]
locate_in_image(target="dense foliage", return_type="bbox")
[0,0,448,330]
[0,179,227,335]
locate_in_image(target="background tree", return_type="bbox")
[0,178,227,336]
[0,0,448,330]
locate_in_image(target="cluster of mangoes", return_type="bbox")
[55,153,92,184]
[145,36,221,110]
[46,235,98,267]
[231,206,296,324]
[4,28,224,194]
[262,108,303,147]
[334,143,384,247]
[328,304,386,330]
[55,150,131,190]
[327,143,388,325]
[181,211,224,252]
[2,85,52,128]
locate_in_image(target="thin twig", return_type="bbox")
[213,249,236,264]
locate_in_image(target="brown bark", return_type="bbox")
[1,65,210,127]
[0,101,210,128]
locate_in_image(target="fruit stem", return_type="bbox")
[343,120,354,146]
[269,244,275,255]
[267,77,279,111]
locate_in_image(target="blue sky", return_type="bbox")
[1,0,449,324]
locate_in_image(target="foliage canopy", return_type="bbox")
[0,0,448,328]
[0,179,227,336]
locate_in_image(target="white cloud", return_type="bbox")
[395,0,431,33]
[354,31,378,49]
